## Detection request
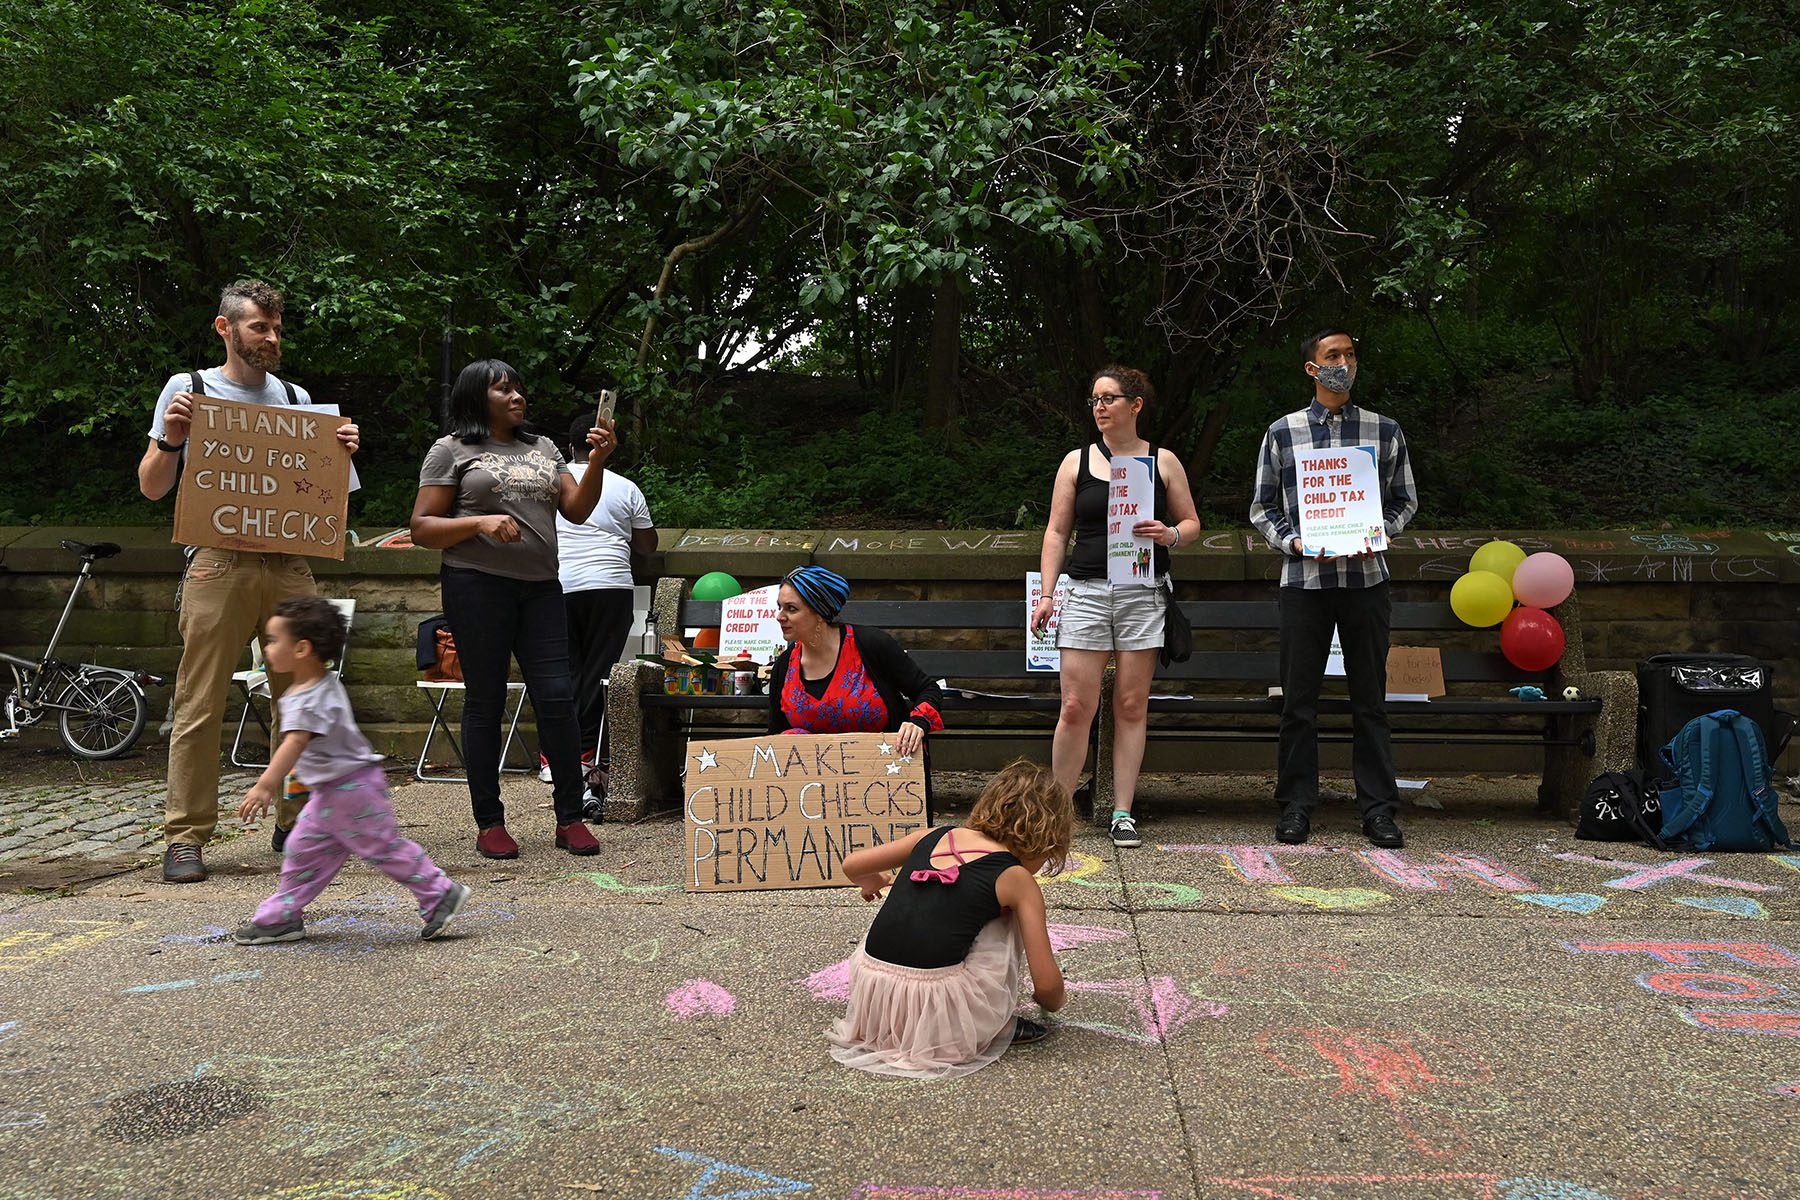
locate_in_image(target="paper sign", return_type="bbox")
[287,404,361,492]
[1107,454,1156,586]
[1026,571,1071,672]
[1294,444,1386,555]
[718,583,785,664]
[172,394,351,560]
[1326,627,1346,676]
[1386,646,1446,698]
[685,732,929,892]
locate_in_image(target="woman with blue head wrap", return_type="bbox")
[769,565,944,759]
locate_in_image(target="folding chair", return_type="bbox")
[414,680,533,782]
[229,598,357,768]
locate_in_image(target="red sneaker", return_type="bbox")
[476,825,519,859]
[555,821,600,856]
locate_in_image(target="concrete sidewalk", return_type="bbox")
[0,769,1796,1200]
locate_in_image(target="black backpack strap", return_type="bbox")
[189,371,204,396]
[281,379,297,405]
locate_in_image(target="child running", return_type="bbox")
[830,759,1072,1078]
[233,596,469,944]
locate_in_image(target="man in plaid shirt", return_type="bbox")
[1250,328,1418,848]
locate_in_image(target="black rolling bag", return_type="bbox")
[1636,653,1794,775]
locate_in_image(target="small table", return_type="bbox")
[415,680,532,783]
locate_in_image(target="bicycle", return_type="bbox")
[0,540,167,759]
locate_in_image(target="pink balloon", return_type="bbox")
[1500,607,1566,672]
[1512,552,1574,608]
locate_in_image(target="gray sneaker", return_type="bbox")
[1109,814,1141,848]
[233,916,304,944]
[162,843,207,884]
[422,881,470,940]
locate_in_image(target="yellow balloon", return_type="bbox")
[1451,570,1514,627]
[1468,539,1527,583]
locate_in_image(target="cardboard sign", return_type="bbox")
[172,394,351,559]
[685,732,929,892]
[1386,645,1446,698]
[1295,444,1386,555]
[718,583,786,664]
[1107,454,1156,586]
[1025,571,1071,672]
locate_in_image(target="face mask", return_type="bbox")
[1310,362,1354,394]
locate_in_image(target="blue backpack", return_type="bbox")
[1658,709,1793,852]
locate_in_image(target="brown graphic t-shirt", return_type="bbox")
[419,435,571,581]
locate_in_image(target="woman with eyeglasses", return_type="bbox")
[1029,366,1202,848]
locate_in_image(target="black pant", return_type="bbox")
[564,586,636,761]
[441,565,584,827]
[1276,582,1399,819]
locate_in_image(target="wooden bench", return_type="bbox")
[604,579,1635,825]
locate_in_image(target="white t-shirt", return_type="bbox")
[148,367,311,440]
[556,464,653,592]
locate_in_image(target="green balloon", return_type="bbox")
[1468,539,1527,583]
[1451,570,1514,628]
[691,571,743,601]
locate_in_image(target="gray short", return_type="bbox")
[1056,578,1165,652]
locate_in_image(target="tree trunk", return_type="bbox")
[923,276,961,431]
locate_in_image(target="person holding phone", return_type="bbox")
[409,360,615,859]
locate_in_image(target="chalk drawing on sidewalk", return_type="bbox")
[1254,1027,1499,1159]
[160,896,517,959]
[583,871,681,894]
[1563,940,1800,1047]
[1359,851,1533,892]
[1268,886,1391,911]
[1513,893,1607,914]
[1061,977,1227,1045]
[1552,852,1779,893]
[121,969,263,995]
[653,1146,813,1199]
[853,1188,1160,1198]
[1774,1081,1800,1099]
[244,1182,450,1200]
[1039,850,1202,905]
[0,919,132,971]
[1672,896,1770,919]
[666,980,737,1020]
[1201,1175,1650,1199]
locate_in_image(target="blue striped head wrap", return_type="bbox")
[782,566,850,622]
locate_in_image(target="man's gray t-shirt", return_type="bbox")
[419,435,571,582]
[148,368,311,441]
[277,674,382,789]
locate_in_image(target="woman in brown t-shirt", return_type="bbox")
[410,359,615,859]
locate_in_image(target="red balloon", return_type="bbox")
[1500,607,1565,672]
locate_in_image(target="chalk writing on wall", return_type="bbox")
[685,732,927,892]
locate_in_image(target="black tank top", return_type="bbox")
[1068,439,1171,580]
[864,827,1021,969]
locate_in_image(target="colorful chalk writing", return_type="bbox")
[1202,1175,1638,1200]
[1552,852,1779,893]
[853,1189,1160,1199]
[1774,1081,1800,1099]
[653,1146,814,1199]
[121,969,263,995]
[1255,1027,1497,1158]
[1562,940,1800,969]
[1159,844,1342,885]
[1563,940,1800,1045]
[1268,886,1391,911]
[1636,971,1787,1001]
[1046,924,1131,952]
[1062,977,1227,1045]
[1359,850,1533,892]
[1513,893,1607,914]
[0,919,130,970]
[1672,896,1770,919]
[666,979,738,1020]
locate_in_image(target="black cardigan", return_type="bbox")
[766,624,945,735]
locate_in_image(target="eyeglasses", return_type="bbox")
[1090,393,1132,406]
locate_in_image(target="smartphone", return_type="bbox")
[596,389,617,425]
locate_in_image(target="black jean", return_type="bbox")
[441,565,584,827]
[564,586,636,762]
[1276,582,1399,820]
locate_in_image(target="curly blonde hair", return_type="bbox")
[966,759,1074,876]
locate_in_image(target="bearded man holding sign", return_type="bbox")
[138,280,361,883]
[1249,328,1417,850]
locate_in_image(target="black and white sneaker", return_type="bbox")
[1109,813,1141,848]
[233,916,304,945]
[422,881,470,940]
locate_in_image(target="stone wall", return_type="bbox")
[2,526,1794,772]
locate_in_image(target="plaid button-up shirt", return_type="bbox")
[1249,398,1418,589]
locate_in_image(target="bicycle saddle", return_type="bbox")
[61,539,122,560]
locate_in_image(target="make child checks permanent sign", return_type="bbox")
[684,731,928,892]
[171,393,353,560]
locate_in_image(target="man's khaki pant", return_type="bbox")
[166,548,317,846]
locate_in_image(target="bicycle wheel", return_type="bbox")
[57,672,147,760]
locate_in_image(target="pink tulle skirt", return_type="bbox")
[827,916,1023,1079]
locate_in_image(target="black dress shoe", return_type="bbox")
[1276,807,1311,844]
[1363,814,1405,849]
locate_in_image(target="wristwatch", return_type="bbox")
[155,435,185,453]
